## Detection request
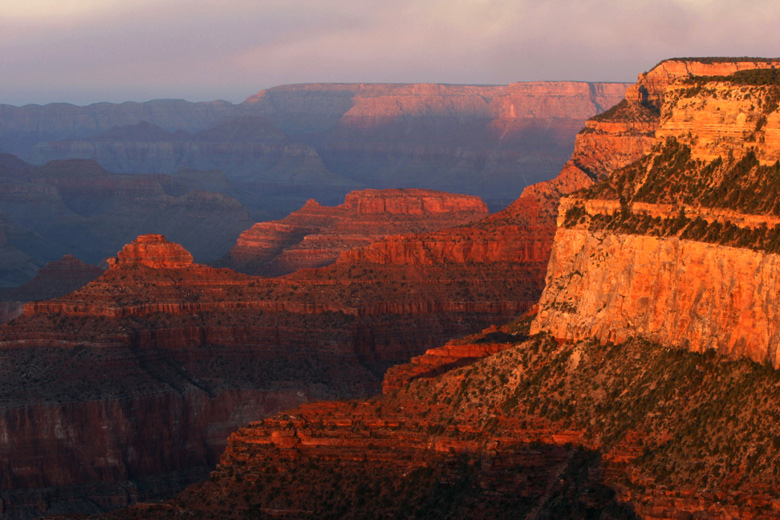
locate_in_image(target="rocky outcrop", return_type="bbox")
[107,234,193,269]
[223,189,488,275]
[532,62,780,368]
[626,57,780,110]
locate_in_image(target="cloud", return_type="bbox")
[2,0,780,105]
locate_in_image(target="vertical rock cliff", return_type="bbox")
[532,60,780,367]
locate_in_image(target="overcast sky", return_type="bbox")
[2,0,780,106]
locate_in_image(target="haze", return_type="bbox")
[2,0,780,106]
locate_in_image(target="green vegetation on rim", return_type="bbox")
[652,57,780,69]
[684,67,780,87]
[400,335,780,494]
[566,137,780,252]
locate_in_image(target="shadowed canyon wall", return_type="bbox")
[6,82,627,217]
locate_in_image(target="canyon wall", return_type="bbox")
[222,189,488,276]
[16,82,628,216]
[532,60,780,368]
[107,331,780,519]
[0,221,546,517]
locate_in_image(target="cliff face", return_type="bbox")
[532,61,780,368]
[626,57,780,109]
[223,189,488,276]
[251,82,628,205]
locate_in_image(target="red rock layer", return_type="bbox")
[382,331,516,394]
[532,59,780,367]
[0,225,544,517]
[223,189,488,276]
[107,234,193,269]
[244,82,628,127]
[100,333,780,520]
[626,58,780,109]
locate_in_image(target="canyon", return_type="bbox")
[7,81,627,217]
[0,82,627,288]
[0,183,552,519]
[90,57,780,520]
[0,79,631,520]
[8,58,780,519]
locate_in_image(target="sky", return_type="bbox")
[2,0,780,106]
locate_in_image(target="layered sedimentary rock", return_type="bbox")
[106,331,780,519]
[223,189,488,276]
[18,82,628,218]
[532,62,780,368]
[85,58,780,520]
[0,216,549,517]
[0,77,633,519]
[245,82,628,204]
[0,156,252,271]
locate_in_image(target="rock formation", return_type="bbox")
[222,189,488,276]
[101,330,780,519]
[0,74,630,518]
[245,81,628,206]
[532,60,780,368]
[14,82,628,219]
[79,58,780,520]
[0,211,549,517]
